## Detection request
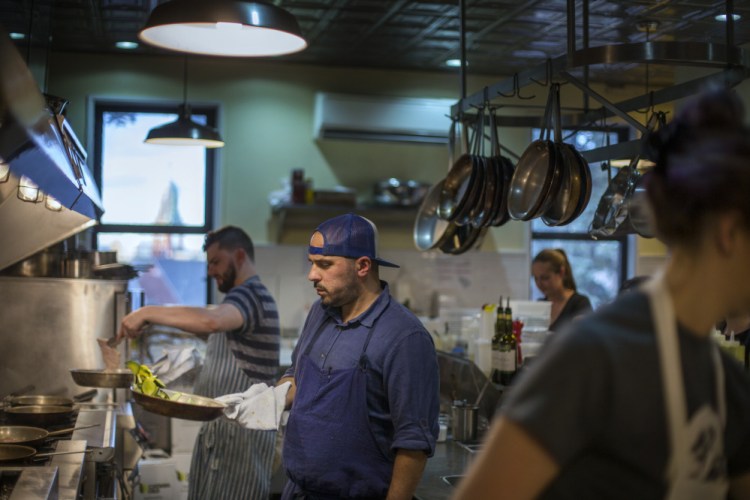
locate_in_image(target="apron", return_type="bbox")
[283,320,393,499]
[645,273,729,500]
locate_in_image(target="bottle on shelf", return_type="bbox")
[497,296,517,386]
[491,296,504,384]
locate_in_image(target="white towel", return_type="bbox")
[151,347,200,385]
[216,382,291,431]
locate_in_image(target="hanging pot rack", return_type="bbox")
[449,0,750,165]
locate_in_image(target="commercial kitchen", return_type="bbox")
[1,0,749,498]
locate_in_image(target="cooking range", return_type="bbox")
[0,399,141,500]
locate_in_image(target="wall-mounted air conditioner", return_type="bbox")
[313,92,456,145]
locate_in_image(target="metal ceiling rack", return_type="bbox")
[450,0,750,164]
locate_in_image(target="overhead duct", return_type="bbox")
[0,27,103,271]
[313,92,455,145]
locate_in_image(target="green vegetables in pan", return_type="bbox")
[127,360,180,400]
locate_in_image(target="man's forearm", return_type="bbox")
[386,449,427,500]
[277,376,296,409]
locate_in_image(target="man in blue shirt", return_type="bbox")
[279,213,440,500]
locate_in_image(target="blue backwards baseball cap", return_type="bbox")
[308,213,399,268]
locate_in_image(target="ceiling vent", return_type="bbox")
[313,92,455,145]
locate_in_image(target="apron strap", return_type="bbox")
[645,274,687,483]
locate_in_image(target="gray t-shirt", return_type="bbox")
[501,290,750,500]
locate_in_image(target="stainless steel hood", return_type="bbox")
[0,27,103,271]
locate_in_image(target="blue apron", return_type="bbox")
[283,320,393,499]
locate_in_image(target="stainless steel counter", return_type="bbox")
[415,440,478,500]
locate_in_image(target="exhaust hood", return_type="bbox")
[0,27,104,271]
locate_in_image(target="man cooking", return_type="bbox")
[278,213,440,500]
[117,226,280,500]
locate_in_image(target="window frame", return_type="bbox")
[90,99,219,303]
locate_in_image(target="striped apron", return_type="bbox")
[189,331,277,500]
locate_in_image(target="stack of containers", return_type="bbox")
[509,300,552,365]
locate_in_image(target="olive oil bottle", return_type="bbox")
[498,297,516,385]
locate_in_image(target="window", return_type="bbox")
[92,101,217,306]
[531,128,629,309]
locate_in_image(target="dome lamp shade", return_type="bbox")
[138,0,307,57]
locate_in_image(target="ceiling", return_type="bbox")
[2,0,750,88]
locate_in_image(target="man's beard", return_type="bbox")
[218,263,237,293]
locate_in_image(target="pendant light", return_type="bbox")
[145,57,225,148]
[138,0,307,57]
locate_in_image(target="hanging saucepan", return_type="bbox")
[440,224,487,255]
[488,106,516,228]
[452,110,486,226]
[473,106,502,228]
[564,144,592,223]
[438,117,475,222]
[0,444,91,463]
[541,84,575,226]
[0,424,99,448]
[490,155,515,227]
[4,405,76,428]
[508,83,563,221]
[414,179,459,251]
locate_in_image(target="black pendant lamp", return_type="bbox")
[145,58,225,148]
[138,0,307,57]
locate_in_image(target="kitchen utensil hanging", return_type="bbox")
[589,111,665,238]
[508,83,564,221]
[536,83,591,227]
[414,119,466,251]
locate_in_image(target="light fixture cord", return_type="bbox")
[182,55,188,106]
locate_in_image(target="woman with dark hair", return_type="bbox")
[453,88,750,500]
[532,248,592,331]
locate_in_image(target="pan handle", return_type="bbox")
[34,449,93,460]
[73,389,98,403]
[47,423,101,437]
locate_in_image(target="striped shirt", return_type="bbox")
[222,275,280,382]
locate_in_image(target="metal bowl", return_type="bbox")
[373,178,430,206]
[70,369,133,388]
[130,387,226,422]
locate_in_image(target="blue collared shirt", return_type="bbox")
[284,282,440,457]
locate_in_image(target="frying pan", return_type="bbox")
[131,387,226,421]
[490,156,515,227]
[508,83,563,221]
[4,405,76,428]
[70,368,133,388]
[438,119,474,221]
[542,143,582,226]
[414,179,459,251]
[0,424,100,447]
[0,444,90,463]
[471,108,500,228]
[8,389,98,407]
[566,145,592,223]
[457,155,486,226]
